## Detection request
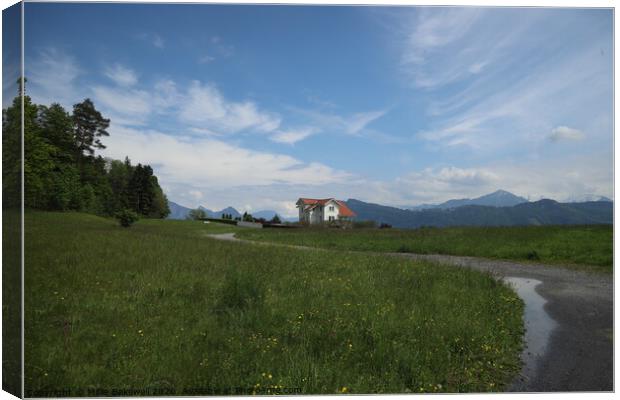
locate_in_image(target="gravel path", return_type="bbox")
[206,233,613,392]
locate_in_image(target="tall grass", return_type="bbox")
[25,212,523,395]
[237,225,613,272]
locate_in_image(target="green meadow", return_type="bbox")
[237,225,613,272]
[25,212,523,395]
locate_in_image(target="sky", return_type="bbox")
[17,3,613,216]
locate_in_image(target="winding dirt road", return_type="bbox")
[207,233,613,392]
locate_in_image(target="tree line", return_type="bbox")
[2,80,170,219]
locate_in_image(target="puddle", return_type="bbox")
[206,233,238,241]
[504,277,557,381]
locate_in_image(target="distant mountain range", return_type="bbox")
[346,197,612,229]
[167,201,291,221]
[404,189,529,210]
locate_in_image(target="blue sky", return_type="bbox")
[20,4,613,216]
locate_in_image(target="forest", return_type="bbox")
[2,80,170,219]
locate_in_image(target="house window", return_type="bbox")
[328,216,335,221]
[329,206,334,211]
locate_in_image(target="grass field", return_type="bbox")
[25,212,524,395]
[236,225,613,272]
[3,210,22,396]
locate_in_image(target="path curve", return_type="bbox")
[206,233,613,392]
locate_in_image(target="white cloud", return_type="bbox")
[549,126,585,142]
[92,86,152,119]
[104,64,138,86]
[102,124,352,189]
[180,81,281,134]
[27,48,82,107]
[435,166,498,185]
[270,127,317,144]
[152,79,183,109]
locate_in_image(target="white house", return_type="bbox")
[296,198,357,224]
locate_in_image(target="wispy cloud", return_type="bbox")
[198,54,215,64]
[152,34,164,49]
[180,81,281,134]
[292,107,387,136]
[344,110,387,135]
[2,52,20,108]
[27,48,82,108]
[137,32,165,49]
[104,63,138,86]
[548,126,585,142]
[403,9,612,155]
[270,127,317,145]
[92,86,152,121]
[210,35,234,57]
[400,7,488,88]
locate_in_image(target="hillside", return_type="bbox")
[347,199,612,228]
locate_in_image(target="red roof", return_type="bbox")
[297,198,357,218]
[298,198,331,206]
[335,200,356,217]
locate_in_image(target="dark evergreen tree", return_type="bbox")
[72,98,110,162]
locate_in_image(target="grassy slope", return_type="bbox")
[25,212,523,395]
[236,225,613,272]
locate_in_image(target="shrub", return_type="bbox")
[353,220,377,229]
[526,250,540,260]
[397,245,411,253]
[115,209,139,228]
